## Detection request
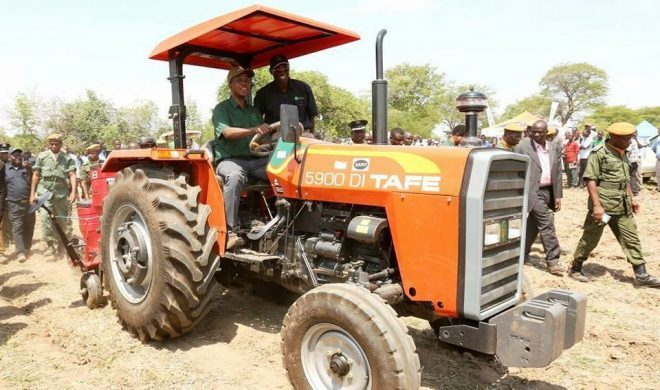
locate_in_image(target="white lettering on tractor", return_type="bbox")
[305,171,441,192]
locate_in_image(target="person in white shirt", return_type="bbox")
[577,125,593,187]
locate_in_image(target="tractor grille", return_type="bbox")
[480,160,527,313]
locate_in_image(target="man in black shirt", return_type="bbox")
[5,148,34,262]
[254,54,319,132]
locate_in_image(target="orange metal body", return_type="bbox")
[102,149,227,256]
[149,4,360,70]
[103,142,470,317]
[268,139,470,316]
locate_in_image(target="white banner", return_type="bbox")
[549,101,559,122]
[486,107,495,128]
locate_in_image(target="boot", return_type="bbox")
[44,242,56,257]
[632,264,660,288]
[546,261,564,276]
[569,261,589,282]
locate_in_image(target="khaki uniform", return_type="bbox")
[33,151,76,245]
[573,143,644,266]
[495,139,514,151]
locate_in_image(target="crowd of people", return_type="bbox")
[1,52,657,290]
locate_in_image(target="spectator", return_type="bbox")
[593,129,604,148]
[348,120,368,144]
[564,131,580,188]
[654,138,660,192]
[570,122,659,288]
[495,122,524,151]
[364,133,373,145]
[0,143,11,250]
[403,131,414,146]
[127,141,140,150]
[577,125,594,187]
[139,137,156,149]
[255,54,318,133]
[5,148,34,262]
[514,120,564,276]
[0,143,6,257]
[627,133,642,196]
[389,128,405,145]
[29,134,77,256]
[444,124,466,146]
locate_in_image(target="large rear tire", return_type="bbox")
[101,166,220,341]
[281,284,421,389]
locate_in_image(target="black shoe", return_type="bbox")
[569,261,589,282]
[632,264,660,288]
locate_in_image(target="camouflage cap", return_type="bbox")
[47,133,63,142]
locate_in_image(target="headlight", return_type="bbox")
[508,218,521,239]
[484,222,501,246]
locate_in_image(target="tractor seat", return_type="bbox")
[204,140,271,192]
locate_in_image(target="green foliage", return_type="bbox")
[55,90,118,151]
[500,95,554,122]
[540,62,608,124]
[6,92,44,152]
[386,64,446,136]
[292,70,368,140]
[585,105,660,130]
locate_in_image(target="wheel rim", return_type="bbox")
[301,323,371,389]
[108,204,154,304]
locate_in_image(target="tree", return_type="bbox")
[116,100,164,142]
[386,64,447,136]
[7,92,44,151]
[55,90,118,150]
[500,95,555,122]
[540,63,608,125]
[585,105,641,131]
[636,106,660,127]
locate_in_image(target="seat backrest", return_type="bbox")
[202,139,217,167]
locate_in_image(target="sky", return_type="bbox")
[1,0,658,131]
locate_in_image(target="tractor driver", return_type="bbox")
[212,66,274,250]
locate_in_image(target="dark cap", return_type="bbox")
[10,147,23,155]
[349,119,368,131]
[270,54,289,69]
[0,142,10,153]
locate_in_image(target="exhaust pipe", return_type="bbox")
[372,29,388,145]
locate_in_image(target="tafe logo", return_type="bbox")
[352,158,370,171]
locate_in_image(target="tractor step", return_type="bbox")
[223,248,280,265]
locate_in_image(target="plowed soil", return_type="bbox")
[1,182,658,389]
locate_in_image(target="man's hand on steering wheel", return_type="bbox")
[256,123,272,135]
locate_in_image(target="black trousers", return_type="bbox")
[578,158,589,187]
[8,200,35,253]
[525,187,560,264]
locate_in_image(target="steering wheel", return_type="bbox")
[249,121,304,157]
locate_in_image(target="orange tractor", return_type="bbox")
[76,5,586,388]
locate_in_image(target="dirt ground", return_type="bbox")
[1,181,659,389]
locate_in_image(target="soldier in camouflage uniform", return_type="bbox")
[495,122,525,151]
[570,122,660,288]
[29,134,77,256]
[80,144,101,199]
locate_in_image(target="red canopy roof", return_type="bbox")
[149,4,360,70]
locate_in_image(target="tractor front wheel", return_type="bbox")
[281,283,421,389]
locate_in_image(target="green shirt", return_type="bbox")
[583,143,632,215]
[443,138,456,147]
[33,151,76,198]
[211,96,262,162]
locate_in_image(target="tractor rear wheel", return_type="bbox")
[281,284,421,389]
[101,166,220,341]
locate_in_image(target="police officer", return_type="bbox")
[570,122,660,288]
[6,148,35,262]
[0,143,6,256]
[348,120,368,144]
[29,134,77,256]
[80,144,101,199]
[0,142,10,253]
[495,122,525,151]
